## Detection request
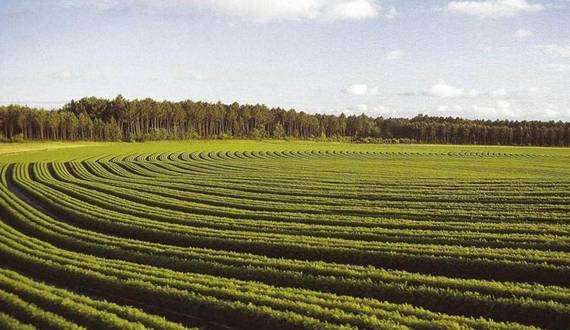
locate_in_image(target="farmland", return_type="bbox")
[0,140,569,329]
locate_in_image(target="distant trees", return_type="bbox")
[1,96,569,146]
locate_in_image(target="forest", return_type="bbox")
[1,95,569,146]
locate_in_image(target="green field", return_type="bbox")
[0,140,569,329]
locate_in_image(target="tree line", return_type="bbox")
[1,95,569,146]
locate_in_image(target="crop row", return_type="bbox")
[0,160,565,328]
[0,149,568,329]
[0,268,188,330]
[0,209,532,329]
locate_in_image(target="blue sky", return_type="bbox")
[0,0,569,120]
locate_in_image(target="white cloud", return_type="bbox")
[325,0,380,20]
[536,44,570,57]
[201,0,381,21]
[491,88,508,97]
[545,64,570,72]
[198,0,317,21]
[59,0,383,21]
[344,84,379,95]
[430,82,464,98]
[385,50,403,60]
[513,29,533,39]
[447,0,543,18]
[356,104,368,111]
[385,7,397,19]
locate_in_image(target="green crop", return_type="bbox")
[0,140,568,329]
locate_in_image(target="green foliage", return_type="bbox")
[105,118,122,141]
[273,123,286,139]
[249,125,266,140]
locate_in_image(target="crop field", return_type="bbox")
[0,140,569,329]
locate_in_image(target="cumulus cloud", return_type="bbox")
[513,29,533,39]
[201,0,382,21]
[59,0,383,21]
[344,84,379,95]
[447,0,543,18]
[385,50,403,60]
[430,82,464,98]
[325,0,380,20]
[536,44,570,57]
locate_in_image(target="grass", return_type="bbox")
[0,140,569,329]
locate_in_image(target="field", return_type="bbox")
[0,140,569,329]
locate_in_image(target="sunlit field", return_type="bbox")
[0,140,569,329]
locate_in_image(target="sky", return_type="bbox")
[0,0,569,121]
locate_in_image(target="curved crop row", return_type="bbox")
[0,147,568,329]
